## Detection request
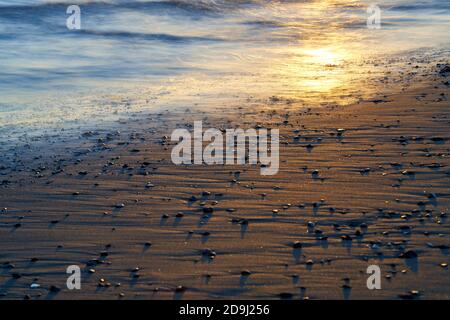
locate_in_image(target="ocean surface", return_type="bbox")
[0,0,449,132]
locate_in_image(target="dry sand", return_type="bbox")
[0,67,449,300]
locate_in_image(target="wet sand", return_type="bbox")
[1,66,449,300]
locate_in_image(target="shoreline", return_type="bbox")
[1,45,449,142]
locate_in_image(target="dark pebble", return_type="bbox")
[399,250,418,259]
[292,241,302,249]
[175,285,187,292]
[49,285,61,293]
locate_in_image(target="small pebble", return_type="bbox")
[292,241,302,249]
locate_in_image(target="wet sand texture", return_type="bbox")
[1,73,449,300]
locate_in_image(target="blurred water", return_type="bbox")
[0,0,449,129]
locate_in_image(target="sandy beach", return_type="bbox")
[1,61,449,300]
[1,0,450,302]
